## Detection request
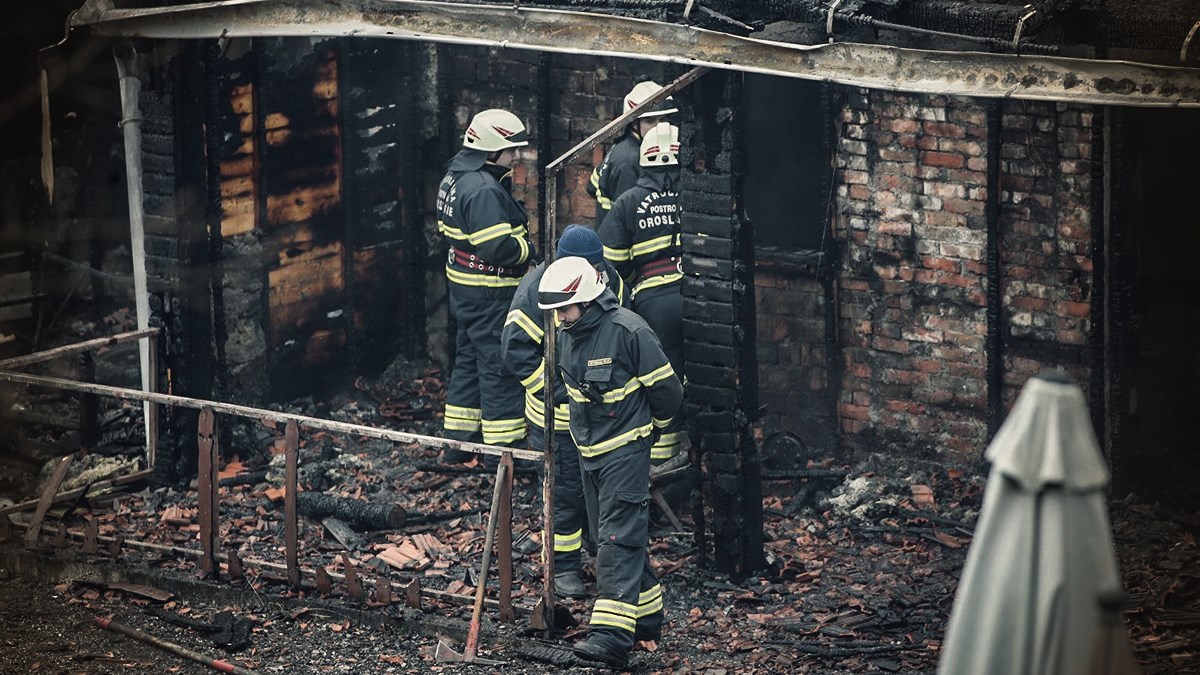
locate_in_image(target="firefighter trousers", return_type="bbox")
[443,284,526,454]
[580,440,664,652]
[632,282,685,462]
[528,424,588,574]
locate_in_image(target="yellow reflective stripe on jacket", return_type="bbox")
[576,422,654,457]
[591,599,637,632]
[603,245,632,262]
[651,416,673,430]
[633,272,682,297]
[631,233,677,257]
[515,235,530,264]
[469,222,513,246]
[554,528,583,553]
[519,359,545,391]
[590,167,601,189]
[565,378,643,405]
[637,584,664,617]
[651,432,681,460]
[525,391,570,427]
[446,267,522,288]
[439,221,469,242]
[505,308,544,343]
[639,363,675,388]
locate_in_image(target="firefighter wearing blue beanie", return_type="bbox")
[499,223,629,600]
[556,224,605,265]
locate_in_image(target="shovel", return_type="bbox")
[435,458,508,666]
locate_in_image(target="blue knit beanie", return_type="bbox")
[556,224,604,265]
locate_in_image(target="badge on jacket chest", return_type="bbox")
[587,357,613,367]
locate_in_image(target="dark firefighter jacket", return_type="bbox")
[500,260,629,431]
[557,289,683,458]
[438,149,533,289]
[587,130,641,225]
[597,167,682,296]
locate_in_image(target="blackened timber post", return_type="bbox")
[985,100,1004,439]
[284,420,300,588]
[197,407,219,577]
[679,71,765,577]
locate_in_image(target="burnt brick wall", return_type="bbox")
[754,268,836,457]
[998,102,1095,402]
[830,89,1095,463]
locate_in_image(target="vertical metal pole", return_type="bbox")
[284,420,300,588]
[540,171,558,634]
[146,334,159,468]
[114,45,154,452]
[197,407,219,577]
[497,452,515,623]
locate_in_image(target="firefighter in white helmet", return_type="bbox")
[499,225,630,599]
[587,80,678,225]
[598,122,685,466]
[538,256,683,668]
[436,109,535,462]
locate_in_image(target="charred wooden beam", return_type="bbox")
[296,493,406,531]
[72,0,1200,108]
[0,369,542,462]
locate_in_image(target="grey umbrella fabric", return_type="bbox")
[937,373,1132,675]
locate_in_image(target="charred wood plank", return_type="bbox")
[683,233,733,259]
[320,517,364,551]
[762,639,923,657]
[24,454,75,548]
[297,493,406,531]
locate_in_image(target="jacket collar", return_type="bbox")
[564,289,618,336]
[448,147,488,172]
[635,165,679,192]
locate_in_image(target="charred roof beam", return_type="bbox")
[69,0,1200,108]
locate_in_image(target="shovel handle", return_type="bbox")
[464,459,509,659]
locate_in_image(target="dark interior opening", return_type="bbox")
[740,73,830,251]
[1121,107,1200,510]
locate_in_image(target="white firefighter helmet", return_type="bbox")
[537,256,606,309]
[462,109,529,152]
[640,122,680,167]
[624,81,678,119]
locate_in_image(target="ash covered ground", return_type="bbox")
[2,324,1198,673]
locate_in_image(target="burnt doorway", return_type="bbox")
[743,74,839,468]
[1109,106,1200,510]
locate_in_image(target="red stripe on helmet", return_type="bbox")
[562,275,582,293]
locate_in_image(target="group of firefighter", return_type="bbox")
[435,81,685,668]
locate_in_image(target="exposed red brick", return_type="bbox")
[878,221,913,236]
[1009,296,1049,311]
[921,151,965,169]
[888,118,920,133]
[840,403,870,420]
[1059,300,1090,318]
[923,121,966,138]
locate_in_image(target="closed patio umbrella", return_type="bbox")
[937,371,1137,675]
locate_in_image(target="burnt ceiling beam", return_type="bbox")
[68,0,1200,107]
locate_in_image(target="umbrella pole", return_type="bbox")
[1025,490,1043,675]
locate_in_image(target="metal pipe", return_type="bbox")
[0,327,159,370]
[0,368,543,462]
[113,44,155,459]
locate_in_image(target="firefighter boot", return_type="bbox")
[573,631,630,669]
[555,571,587,599]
